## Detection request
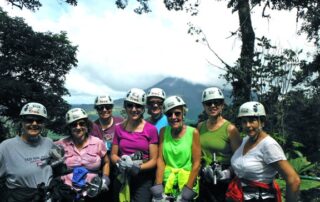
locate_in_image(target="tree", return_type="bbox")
[0,8,78,134]
[5,0,77,11]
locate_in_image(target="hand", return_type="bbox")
[101,175,110,191]
[177,186,197,202]
[215,168,231,181]
[121,155,134,168]
[150,184,164,200]
[202,165,215,183]
[116,155,133,172]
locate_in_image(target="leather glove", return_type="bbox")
[150,184,164,201]
[176,186,197,202]
[202,165,215,183]
[121,155,134,168]
[215,168,231,181]
[101,175,110,191]
[116,155,133,172]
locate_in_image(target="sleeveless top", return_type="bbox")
[162,126,199,196]
[199,120,232,166]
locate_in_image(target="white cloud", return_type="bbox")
[1,0,315,104]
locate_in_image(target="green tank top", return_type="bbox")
[163,126,194,171]
[199,120,232,166]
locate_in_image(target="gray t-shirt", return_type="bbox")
[0,136,53,189]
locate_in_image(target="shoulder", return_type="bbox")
[144,121,158,133]
[113,116,124,124]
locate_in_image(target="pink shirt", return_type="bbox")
[55,135,106,187]
[112,121,158,159]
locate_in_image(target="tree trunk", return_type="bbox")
[233,0,255,107]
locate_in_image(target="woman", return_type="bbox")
[90,94,124,152]
[0,102,54,201]
[197,87,242,202]
[146,87,168,133]
[111,88,158,202]
[227,101,300,202]
[56,108,110,202]
[150,96,201,202]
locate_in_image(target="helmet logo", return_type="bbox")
[253,104,258,112]
[176,96,181,102]
[203,92,206,99]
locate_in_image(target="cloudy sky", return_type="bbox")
[1,0,314,104]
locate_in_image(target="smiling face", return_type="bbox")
[203,99,224,118]
[147,97,164,117]
[96,104,113,120]
[21,115,45,137]
[125,101,144,121]
[165,106,184,129]
[69,119,88,142]
[240,116,264,140]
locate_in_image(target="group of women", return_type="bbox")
[0,87,301,202]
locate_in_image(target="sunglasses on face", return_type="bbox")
[70,120,87,128]
[23,117,45,124]
[204,100,224,107]
[147,101,163,106]
[96,104,113,111]
[165,111,182,118]
[126,102,143,109]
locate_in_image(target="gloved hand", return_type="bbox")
[202,165,215,183]
[121,155,134,168]
[215,168,231,181]
[116,155,133,172]
[101,175,110,191]
[176,186,197,202]
[49,144,65,167]
[150,184,166,202]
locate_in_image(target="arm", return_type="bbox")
[140,144,158,171]
[185,128,201,188]
[111,144,121,164]
[155,128,166,185]
[273,160,300,202]
[102,154,110,176]
[227,124,242,153]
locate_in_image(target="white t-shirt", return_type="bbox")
[231,135,286,200]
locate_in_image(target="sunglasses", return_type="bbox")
[165,111,182,117]
[126,102,143,109]
[96,104,113,111]
[23,117,45,124]
[204,100,224,107]
[147,101,163,106]
[70,120,87,128]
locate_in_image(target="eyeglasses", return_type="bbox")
[96,105,113,111]
[204,100,224,107]
[126,102,143,109]
[70,120,87,128]
[147,101,163,106]
[165,111,182,117]
[23,117,45,124]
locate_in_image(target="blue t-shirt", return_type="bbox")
[154,115,168,133]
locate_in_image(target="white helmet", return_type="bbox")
[238,101,266,118]
[65,108,88,124]
[202,87,224,102]
[94,95,113,106]
[125,88,146,105]
[20,102,47,119]
[147,88,166,100]
[163,96,186,113]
